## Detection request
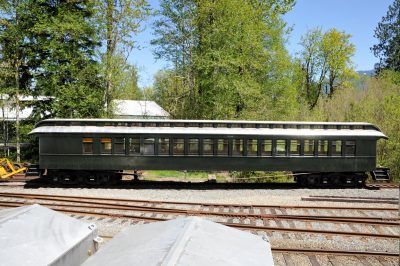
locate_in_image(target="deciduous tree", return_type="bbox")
[95,0,151,116]
[298,28,355,109]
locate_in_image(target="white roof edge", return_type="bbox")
[29,126,388,139]
[36,118,377,126]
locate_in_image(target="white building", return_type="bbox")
[112,100,170,119]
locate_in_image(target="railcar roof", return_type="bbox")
[35,118,377,126]
[30,125,387,139]
[33,118,383,132]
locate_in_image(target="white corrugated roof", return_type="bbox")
[0,106,33,120]
[113,100,170,118]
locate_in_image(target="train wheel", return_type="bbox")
[306,175,319,187]
[84,173,103,186]
[59,172,78,185]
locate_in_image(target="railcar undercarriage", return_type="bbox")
[42,169,368,187]
[43,170,124,186]
[294,172,368,187]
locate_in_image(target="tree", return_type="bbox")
[26,0,104,118]
[152,69,189,118]
[0,0,31,161]
[151,0,196,105]
[298,28,355,109]
[151,0,297,120]
[371,0,400,72]
[112,53,141,100]
[308,70,400,180]
[95,0,151,116]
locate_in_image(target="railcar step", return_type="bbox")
[25,164,40,176]
[370,168,390,181]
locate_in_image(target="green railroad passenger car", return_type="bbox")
[30,119,387,186]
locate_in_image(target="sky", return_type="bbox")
[130,0,394,88]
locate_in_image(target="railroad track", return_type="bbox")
[0,192,398,238]
[365,183,399,189]
[302,195,399,204]
[0,192,398,265]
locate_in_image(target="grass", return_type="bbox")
[142,170,295,183]
[143,170,209,181]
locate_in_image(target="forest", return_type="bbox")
[0,0,399,180]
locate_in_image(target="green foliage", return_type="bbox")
[308,70,400,181]
[104,53,141,101]
[371,0,400,72]
[152,0,296,120]
[24,0,103,118]
[298,28,356,109]
[152,69,190,118]
[94,0,151,116]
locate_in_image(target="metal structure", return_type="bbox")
[0,204,99,266]
[0,158,26,179]
[29,119,387,186]
[82,216,274,266]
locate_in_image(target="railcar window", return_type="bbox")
[114,138,125,154]
[143,138,155,155]
[247,139,258,156]
[173,139,185,155]
[261,140,272,156]
[344,141,356,156]
[82,138,93,154]
[129,138,140,154]
[217,139,228,156]
[203,139,214,156]
[318,140,328,156]
[159,138,170,155]
[331,140,342,156]
[100,138,112,154]
[232,139,243,156]
[276,140,286,156]
[290,140,301,156]
[304,140,314,156]
[188,139,199,155]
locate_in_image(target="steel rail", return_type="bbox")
[0,198,398,226]
[301,197,398,204]
[0,192,397,211]
[0,202,398,240]
[309,195,399,200]
[271,247,399,257]
[0,195,398,226]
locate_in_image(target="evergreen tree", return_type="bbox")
[26,0,104,118]
[371,0,400,72]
